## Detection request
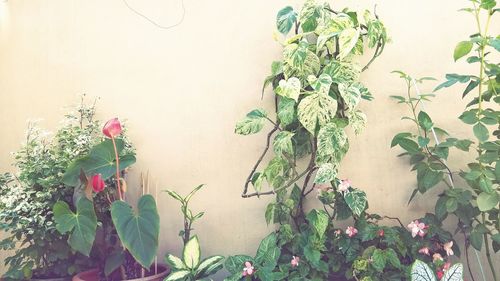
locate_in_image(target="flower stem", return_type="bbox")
[111,136,123,201]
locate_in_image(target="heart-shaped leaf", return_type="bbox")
[111,195,160,268]
[411,260,437,281]
[63,138,136,186]
[53,198,97,256]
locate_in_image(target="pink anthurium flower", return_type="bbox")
[242,261,254,276]
[418,247,430,256]
[443,241,454,256]
[346,226,358,237]
[102,118,122,138]
[407,220,428,238]
[291,256,300,267]
[338,179,351,192]
[91,174,105,193]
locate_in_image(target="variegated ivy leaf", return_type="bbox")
[283,43,320,79]
[308,74,333,94]
[273,131,295,156]
[364,10,387,48]
[306,209,329,238]
[284,41,308,69]
[299,0,323,32]
[297,93,337,134]
[251,172,265,193]
[338,27,361,60]
[349,110,367,135]
[276,77,301,102]
[316,122,348,164]
[276,6,297,35]
[316,14,354,51]
[338,83,361,110]
[323,60,360,84]
[264,157,288,187]
[277,97,296,126]
[343,188,367,216]
[314,163,337,184]
[235,109,268,135]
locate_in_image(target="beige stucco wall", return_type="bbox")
[0,0,498,279]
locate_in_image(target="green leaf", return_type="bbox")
[297,92,338,134]
[344,189,367,216]
[443,263,463,281]
[454,41,473,61]
[339,28,360,60]
[165,270,191,281]
[434,74,471,91]
[165,254,187,270]
[306,209,329,238]
[470,230,483,251]
[385,248,401,269]
[53,198,97,257]
[277,97,296,126]
[273,131,295,156]
[235,109,268,135]
[480,0,497,9]
[477,192,499,212]
[276,77,301,102]
[314,163,336,184]
[391,132,412,147]
[105,251,125,276]
[398,138,420,154]
[418,136,430,148]
[459,110,479,124]
[62,139,136,186]
[111,195,160,269]
[473,123,489,142]
[224,255,253,275]
[265,203,275,225]
[372,249,386,272]
[276,6,297,34]
[463,80,480,98]
[418,111,434,131]
[255,233,280,268]
[411,260,437,281]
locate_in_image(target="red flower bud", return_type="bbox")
[102,118,122,138]
[91,174,105,193]
[378,229,384,237]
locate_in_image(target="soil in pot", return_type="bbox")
[72,265,169,281]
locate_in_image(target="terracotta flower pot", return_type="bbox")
[72,265,170,281]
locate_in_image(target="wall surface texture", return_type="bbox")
[0,0,498,279]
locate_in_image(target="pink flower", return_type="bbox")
[378,229,384,237]
[291,256,300,267]
[242,261,254,276]
[433,253,443,262]
[407,220,427,238]
[338,179,351,192]
[91,174,105,193]
[346,226,358,237]
[443,262,451,271]
[334,229,342,236]
[418,247,430,256]
[443,241,454,256]
[102,118,122,138]
[316,184,331,193]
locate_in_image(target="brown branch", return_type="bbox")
[242,168,311,198]
[382,216,405,228]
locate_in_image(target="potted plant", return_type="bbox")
[53,118,169,281]
[163,185,225,281]
[0,98,119,280]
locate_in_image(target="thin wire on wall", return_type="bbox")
[122,0,185,30]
